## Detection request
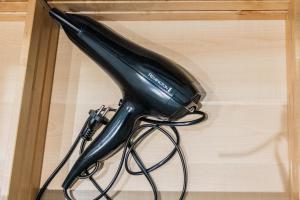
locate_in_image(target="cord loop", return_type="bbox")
[37,106,207,200]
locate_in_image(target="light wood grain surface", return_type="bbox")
[0,2,27,21]
[0,0,289,21]
[47,0,288,20]
[286,0,300,199]
[40,20,289,199]
[49,0,288,12]
[296,0,300,197]
[0,22,25,200]
[43,191,290,200]
[0,2,27,12]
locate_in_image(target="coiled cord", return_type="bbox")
[38,109,207,200]
[65,110,206,200]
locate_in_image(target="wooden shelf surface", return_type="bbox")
[49,0,289,12]
[0,0,289,21]
[0,1,27,20]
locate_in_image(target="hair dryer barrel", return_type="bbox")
[49,8,206,120]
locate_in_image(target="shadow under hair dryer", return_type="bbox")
[37,6,207,200]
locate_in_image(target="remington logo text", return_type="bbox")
[148,73,172,93]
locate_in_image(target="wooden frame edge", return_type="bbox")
[4,0,297,199]
[49,0,289,12]
[7,0,60,199]
[0,2,27,12]
[287,0,300,199]
[70,10,287,21]
[47,0,288,20]
[0,12,26,21]
[42,191,290,200]
[0,2,27,21]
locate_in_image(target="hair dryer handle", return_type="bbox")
[62,100,143,189]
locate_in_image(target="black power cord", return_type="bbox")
[36,134,82,200]
[37,106,207,200]
[36,107,111,200]
[64,110,206,200]
[90,111,207,200]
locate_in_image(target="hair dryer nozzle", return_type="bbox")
[49,8,81,33]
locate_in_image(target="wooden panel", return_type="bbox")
[286,0,300,199]
[41,20,288,197]
[1,0,28,2]
[0,2,27,12]
[48,0,288,20]
[0,0,288,21]
[0,21,25,200]
[49,1,288,12]
[0,12,26,21]
[7,0,60,199]
[68,10,287,21]
[43,191,290,200]
[0,2,27,21]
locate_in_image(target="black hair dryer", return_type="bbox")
[39,7,207,200]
